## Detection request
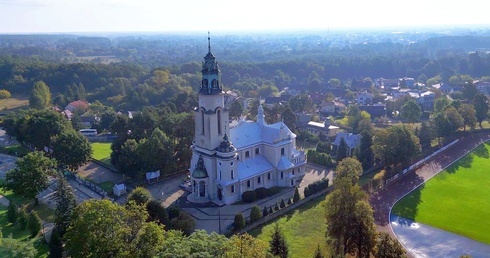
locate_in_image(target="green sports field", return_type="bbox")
[392,142,490,244]
[91,142,112,165]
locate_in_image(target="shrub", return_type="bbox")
[28,211,42,237]
[250,205,261,223]
[304,186,311,198]
[7,202,17,224]
[293,187,300,203]
[306,178,329,196]
[263,206,269,217]
[280,198,286,208]
[274,202,280,211]
[0,89,11,99]
[255,187,268,199]
[18,208,28,230]
[146,199,168,225]
[268,186,282,196]
[287,197,292,206]
[269,206,273,214]
[234,213,245,231]
[127,187,152,206]
[241,191,257,203]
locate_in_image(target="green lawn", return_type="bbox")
[392,142,490,244]
[91,142,112,165]
[249,194,330,258]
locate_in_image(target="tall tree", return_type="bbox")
[29,81,51,109]
[473,93,488,128]
[26,109,70,150]
[400,99,421,123]
[336,137,349,163]
[51,129,92,171]
[5,151,56,205]
[417,121,433,149]
[229,100,244,120]
[458,103,477,131]
[269,223,289,258]
[127,187,152,206]
[372,125,421,166]
[351,201,377,258]
[226,233,269,258]
[281,106,298,132]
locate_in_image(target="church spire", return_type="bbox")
[200,32,222,95]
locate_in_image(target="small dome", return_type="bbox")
[192,156,208,179]
[216,134,236,153]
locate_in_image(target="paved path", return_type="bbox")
[391,215,490,258]
[369,133,490,257]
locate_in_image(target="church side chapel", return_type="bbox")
[188,35,307,205]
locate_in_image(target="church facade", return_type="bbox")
[188,37,307,205]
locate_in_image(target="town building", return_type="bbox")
[188,37,307,205]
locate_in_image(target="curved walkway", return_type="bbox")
[369,133,490,257]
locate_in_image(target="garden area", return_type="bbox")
[0,181,52,257]
[392,142,490,244]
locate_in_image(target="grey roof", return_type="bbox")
[332,132,362,149]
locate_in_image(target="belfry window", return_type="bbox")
[201,110,205,135]
[217,109,222,135]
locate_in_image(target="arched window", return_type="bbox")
[202,79,208,89]
[280,171,284,179]
[245,151,250,158]
[212,79,218,88]
[219,170,222,180]
[255,148,259,155]
[231,170,234,180]
[201,110,205,135]
[281,148,285,155]
[217,109,222,135]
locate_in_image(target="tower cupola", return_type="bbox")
[200,32,222,95]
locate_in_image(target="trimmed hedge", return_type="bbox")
[304,178,329,197]
[242,191,257,203]
[255,187,268,199]
[250,205,261,223]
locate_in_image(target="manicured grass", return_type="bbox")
[392,143,490,244]
[0,143,31,157]
[91,142,112,165]
[249,194,330,258]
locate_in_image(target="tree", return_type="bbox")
[269,223,289,258]
[293,187,300,203]
[336,137,349,163]
[335,157,363,186]
[29,81,51,109]
[473,94,488,128]
[250,205,262,223]
[351,201,377,258]
[226,233,269,258]
[7,202,16,224]
[372,125,421,166]
[458,103,477,131]
[229,100,244,120]
[27,211,42,237]
[289,94,315,113]
[26,109,70,150]
[263,206,269,217]
[51,173,77,255]
[146,199,168,225]
[0,232,37,258]
[281,106,298,132]
[18,208,28,230]
[64,199,131,257]
[0,89,11,99]
[400,99,421,123]
[5,151,56,205]
[417,121,433,149]
[375,232,405,258]
[234,213,245,231]
[127,187,152,206]
[51,129,92,171]
[130,222,165,258]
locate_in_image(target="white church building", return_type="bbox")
[188,36,307,205]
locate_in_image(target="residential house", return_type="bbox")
[301,120,340,140]
[357,91,373,105]
[332,132,362,156]
[319,100,346,115]
[359,104,387,118]
[65,100,89,113]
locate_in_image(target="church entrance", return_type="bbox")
[217,187,223,200]
[199,181,206,197]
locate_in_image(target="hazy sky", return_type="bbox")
[0,0,489,33]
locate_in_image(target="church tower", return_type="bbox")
[194,32,230,151]
[190,33,233,203]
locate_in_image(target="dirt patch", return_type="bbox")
[77,161,123,184]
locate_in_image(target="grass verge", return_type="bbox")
[249,194,330,258]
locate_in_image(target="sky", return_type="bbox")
[0,0,489,34]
